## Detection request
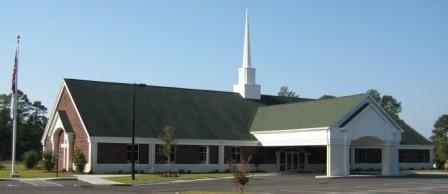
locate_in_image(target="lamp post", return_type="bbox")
[132,83,136,180]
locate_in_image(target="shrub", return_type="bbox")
[42,150,55,172]
[73,148,86,173]
[0,160,4,170]
[22,150,40,169]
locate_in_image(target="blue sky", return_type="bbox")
[0,0,447,138]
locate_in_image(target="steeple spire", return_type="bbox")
[233,9,261,99]
[242,9,251,68]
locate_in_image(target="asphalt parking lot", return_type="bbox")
[1,174,447,194]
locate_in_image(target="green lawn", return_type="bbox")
[180,192,241,194]
[107,173,234,183]
[0,162,76,178]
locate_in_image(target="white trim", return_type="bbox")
[365,96,404,132]
[250,127,329,134]
[90,136,261,146]
[63,80,91,140]
[41,82,65,144]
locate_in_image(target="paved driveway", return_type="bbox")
[0,174,447,194]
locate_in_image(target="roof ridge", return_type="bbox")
[64,78,239,95]
[259,93,368,109]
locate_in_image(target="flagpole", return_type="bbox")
[11,35,20,177]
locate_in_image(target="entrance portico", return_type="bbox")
[251,95,403,177]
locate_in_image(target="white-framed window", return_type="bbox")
[199,146,208,164]
[231,147,241,162]
[126,144,139,163]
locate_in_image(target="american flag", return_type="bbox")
[10,43,19,119]
[11,49,18,92]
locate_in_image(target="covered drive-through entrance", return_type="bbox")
[251,96,403,177]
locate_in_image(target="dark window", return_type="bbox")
[126,145,139,163]
[199,146,207,164]
[355,149,381,163]
[156,145,176,163]
[231,147,241,162]
[399,149,429,163]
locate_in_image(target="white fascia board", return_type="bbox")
[332,96,403,133]
[365,96,404,133]
[41,82,65,144]
[251,128,329,146]
[90,136,261,146]
[330,96,369,129]
[250,127,329,134]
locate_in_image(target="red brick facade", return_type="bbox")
[43,87,90,165]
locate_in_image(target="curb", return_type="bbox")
[0,176,77,181]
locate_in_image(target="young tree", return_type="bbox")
[159,126,176,175]
[431,114,448,165]
[277,86,299,98]
[228,156,252,194]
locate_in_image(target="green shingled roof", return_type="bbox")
[64,78,431,145]
[250,94,368,132]
[64,79,309,140]
[395,118,432,145]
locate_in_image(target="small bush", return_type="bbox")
[73,148,86,173]
[22,150,40,169]
[42,150,55,172]
[0,161,4,170]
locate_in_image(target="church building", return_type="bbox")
[41,11,433,177]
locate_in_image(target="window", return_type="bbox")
[126,144,139,163]
[399,149,429,163]
[156,145,176,163]
[199,146,208,164]
[355,149,381,163]
[231,147,241,162]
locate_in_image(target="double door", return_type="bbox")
[280,151,305,171]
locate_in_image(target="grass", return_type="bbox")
[107,173,234,183]
[180,192,241,194]
[0,161,76,178]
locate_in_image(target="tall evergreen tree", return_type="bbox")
[0,90,47,160]
[430,115,448,162]
[366,89,402,118]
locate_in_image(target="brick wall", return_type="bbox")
[43,87,90,163]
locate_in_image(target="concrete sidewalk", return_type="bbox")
[74,175,128,185]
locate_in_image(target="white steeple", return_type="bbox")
[233,9,261,99]
[242,9,251,68]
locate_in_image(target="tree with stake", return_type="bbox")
[159,126,176,176]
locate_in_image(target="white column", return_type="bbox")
[66,133,74,171]
[219,144,225,172]
[381,141,399,175]
[149,144,156,173]
[206,146,210,165]
[350,147,355,170]
[88,142,98,173]
[429,148,434,168]
[327,143,350,177]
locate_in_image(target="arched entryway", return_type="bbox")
[51,128,74,171]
